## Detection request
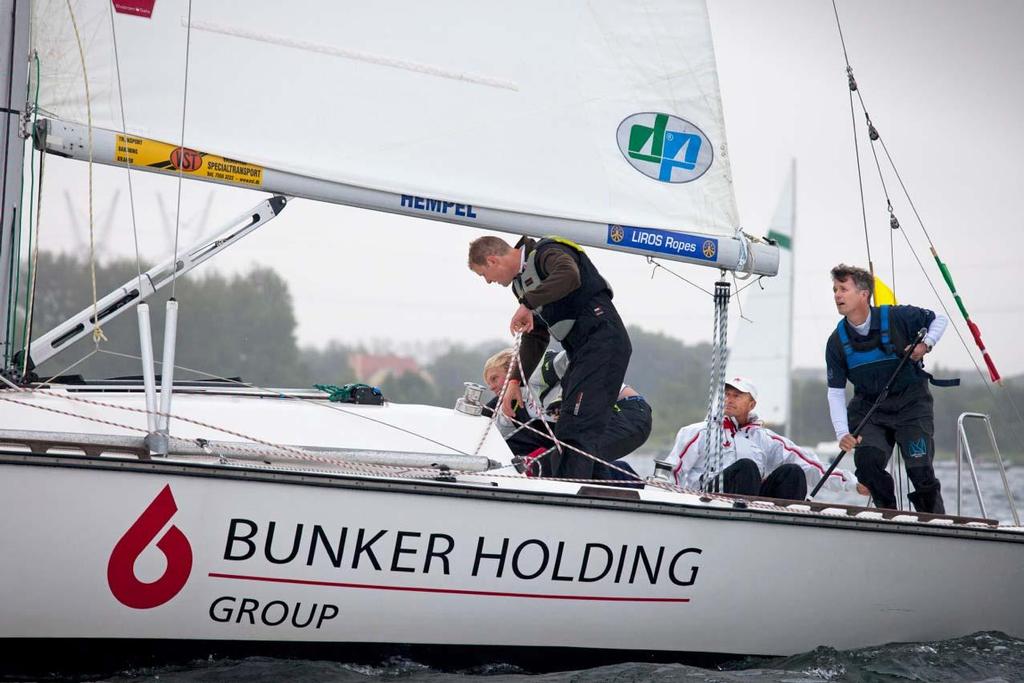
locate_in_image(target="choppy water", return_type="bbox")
[15,464,1024,683]
[625,455,1024,524]
[94,631,1024,682]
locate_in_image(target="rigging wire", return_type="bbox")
[106,3,143,286]
[93,345,635,484]
[730,271,754,323]
[94,348,480,457]
[35,347,98,386]
[831,1,1024,457]
[170,0,194,298]
[646,257,713,296]
[1,4,22,366]
[19,134,44,378]
[889,207,896,297]
[831,0,873,272]
[14,53,39,368]
[895,227,1024,454]
[0,369,867,508]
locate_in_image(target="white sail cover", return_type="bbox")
[727,164,795,428]
[32,0,739,235]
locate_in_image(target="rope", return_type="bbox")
[831,1,872,268]
[478,333,645,483]
[14,53,39,373]
[1,32,27,365]
[106,3,143,287]
[830,0,1023,455]
[0,370,643,488]
[731,230,754,281]
[20,137,44,377]
[170,0,194,298]
[491,404,646,486]
[0,365,896,520]
[97,345,632,486]
[0,376,450,478]
[699,279,730,491]
[472,332,524,457]
[94,350,477,456]
[512,351,561,462]
[64,0,106,346]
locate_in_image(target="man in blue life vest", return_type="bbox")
[468,235,632,480]
[825,263,954,513]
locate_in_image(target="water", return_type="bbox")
[816,459,1021,524]
[13,465,1023,683]
[625,455,1024,524]
[93,632,1024,682]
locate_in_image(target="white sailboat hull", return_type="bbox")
[1,391,1022,659]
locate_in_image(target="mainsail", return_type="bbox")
[29,0,777,275]
[727,162,795,428]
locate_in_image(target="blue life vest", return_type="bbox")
[836,306,920,397]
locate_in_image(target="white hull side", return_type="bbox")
[1,458,1021,657]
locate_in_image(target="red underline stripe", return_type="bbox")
[208,572,690,603]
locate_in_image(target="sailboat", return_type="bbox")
[1,0,1021,671]
[727,161,796,431]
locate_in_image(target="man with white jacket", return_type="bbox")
[663,377,866,500]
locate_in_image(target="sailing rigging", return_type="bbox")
[0,0,1022,671]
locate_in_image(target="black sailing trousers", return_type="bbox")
[723,459,808,501]
[552,296,632,480]
[848,383,944,514]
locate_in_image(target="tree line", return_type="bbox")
[11,253,1022,457]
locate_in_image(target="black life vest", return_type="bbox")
[511,237,612,341]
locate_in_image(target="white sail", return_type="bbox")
[727,162,795,428]
[32,1,745,244]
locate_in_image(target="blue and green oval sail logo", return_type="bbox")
[616,113,713,183]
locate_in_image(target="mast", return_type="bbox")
[0,0,29,368]
[784,158,796,434]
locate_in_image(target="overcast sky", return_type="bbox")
[37,0,1024,380]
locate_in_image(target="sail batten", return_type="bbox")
[31,2,758,242]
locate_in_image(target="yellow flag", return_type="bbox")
[874,276,897,306]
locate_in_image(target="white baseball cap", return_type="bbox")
[725,376,758,401]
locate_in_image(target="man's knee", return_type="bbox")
[723,458,760,496]
[761,464,807,501]
[854,446,898,508]
[854,446,889,474]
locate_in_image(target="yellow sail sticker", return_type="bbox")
[115,135,264,187]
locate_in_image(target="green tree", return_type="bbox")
[379,371,440,405]
[299,341,353,385]
[427,341,506,407]
[13,252,305,386]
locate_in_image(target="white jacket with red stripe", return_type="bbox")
[664,414,858,493]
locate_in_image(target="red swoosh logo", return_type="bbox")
[107,485,193,609]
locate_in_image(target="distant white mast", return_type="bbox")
[727,160,796,430]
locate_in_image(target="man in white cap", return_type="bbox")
[661,377,866,500]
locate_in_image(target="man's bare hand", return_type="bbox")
[839,433,862,452]
[501,380,523,417]
[856,483,870,496]
[907,342,930,362]
[509,304,534,335]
